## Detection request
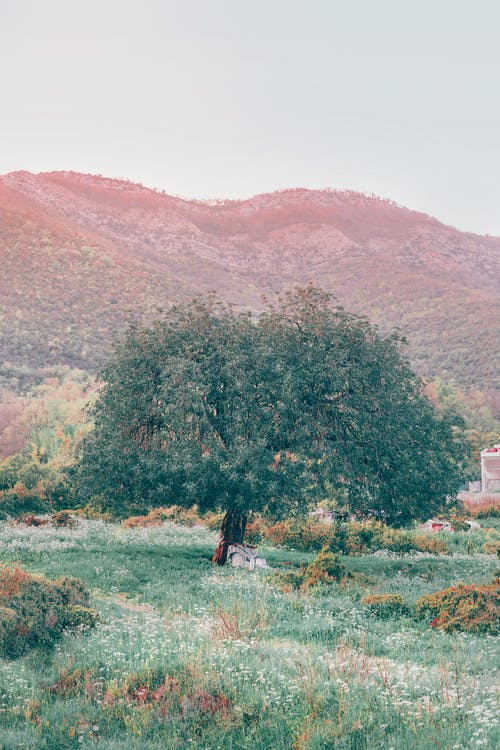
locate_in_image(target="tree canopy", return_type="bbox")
[76,288,463,535]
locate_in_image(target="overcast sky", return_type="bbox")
[1,0,499,235]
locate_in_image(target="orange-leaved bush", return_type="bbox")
[415,579,499,634]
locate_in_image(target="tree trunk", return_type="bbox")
[212,509,248,566]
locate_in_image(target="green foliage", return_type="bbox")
[269,546,347,591]
[0,606,18,653]
[303,546,346,587]
[475,505,500,519]
[0,566,97,658]
[0,454,76,518]
[378,528,417,556]
[361,593,409,618]
[411,532,450,554]
[251,516,453,556]
[425,378,500,483]
[264,518,340,551]
[76,288,463,526]
[415,579,500,634]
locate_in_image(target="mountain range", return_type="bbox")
[1,170,498,394]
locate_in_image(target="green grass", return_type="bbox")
[0,519,498,749]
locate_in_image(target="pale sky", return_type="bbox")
[1,0,499,235]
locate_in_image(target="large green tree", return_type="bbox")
[76,288,463,562]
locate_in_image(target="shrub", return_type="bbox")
[413,533,450,554]
[14,510,77,528]
[0,487,50,519]
[415,580,499,634]
[380,528,415,556]
[121,505,204,529]
[267,564,307,592]
[261,517,449,556]
[269,547,347,592]
[265,520,301,548]
[244,516,269,544]
[75,503,112,521]
[449,515,470,532]
[303,546,346,587]
[483,541,500,555]
[0,606,20,655]
[301,520,339,552]
[361,593,409,618]
[121,514,155,529]
[0,566,98,658]
[51,510,77,528]
[66,605,99,628]
[344,520,378,554]
[16,512,50,527]
[234,514,493,558]
[148,505,202,526]
[0,453,76,517]
[476,506,500,518]
[265,519,337,552]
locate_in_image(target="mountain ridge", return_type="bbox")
[1,170,498,392]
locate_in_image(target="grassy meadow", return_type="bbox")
[0,518,498,750]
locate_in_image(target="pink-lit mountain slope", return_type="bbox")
[1,170,498,390]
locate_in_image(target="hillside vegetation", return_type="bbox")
[1,171,499,393]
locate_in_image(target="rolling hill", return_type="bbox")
[1,170,498,392]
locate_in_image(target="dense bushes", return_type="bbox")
[0,566,98,658]
[0,478,51,519]
[0,454,76,519]
[262,518,338,551]
[121,505,213,529]
[250,517,453,556]
[415,579,499,634]
[14,509,77,528]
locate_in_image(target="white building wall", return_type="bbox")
[481,445,500,491]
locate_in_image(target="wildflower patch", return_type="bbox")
[361,593,410,619]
